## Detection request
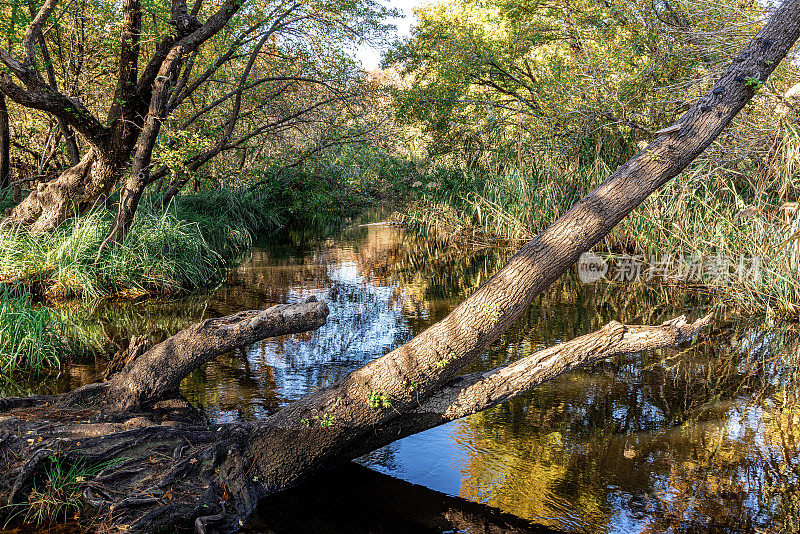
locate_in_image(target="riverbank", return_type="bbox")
[3,221,798,533]
[0,284,88,373]
[400,162,800,318]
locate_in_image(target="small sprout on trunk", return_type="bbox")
[483,303,501,323]
[367,390,392,409]
[435,351,458,368]
[744,76,764,90]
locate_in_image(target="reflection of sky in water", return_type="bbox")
[363,423,468,497]
[177,225,800,534]
[249,258,412,407]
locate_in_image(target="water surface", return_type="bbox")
[5,221,800,534]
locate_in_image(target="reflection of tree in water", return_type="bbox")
[36,223,800,533]
[181,226,421,420]
[452,323,800,533]
[247,463,558,534]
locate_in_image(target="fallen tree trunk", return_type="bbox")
[0,309,710,533]
[1,2,799,532]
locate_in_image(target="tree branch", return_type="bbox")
[344,314,713,461]
[102,299,330,411]
[106,0,142,132]
[22,0,58,73]
[27,1,79,165]
[0,72,109,145]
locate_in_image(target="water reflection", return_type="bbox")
[244,463,560,534]
[6,222,800,533]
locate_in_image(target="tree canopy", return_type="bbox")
[386,0,789,170]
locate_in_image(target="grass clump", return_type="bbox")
[401,153,800,317]
[0,189,15,214]
[0,284,85,372]
[0,189,286,299]
[400,164,594,243]
[0,156,400,300]
[5,454,121,525]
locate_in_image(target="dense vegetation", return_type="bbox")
[2,1,800,532]
[388,0,800,317]
[0,284,85,371]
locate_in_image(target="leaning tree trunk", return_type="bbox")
[2,2,800,532]
[0,302,711,533]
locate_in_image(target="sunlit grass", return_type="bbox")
[2,453,124,526]
[0,285,85,372]
[401,148,800,317]
[0,189,285,300]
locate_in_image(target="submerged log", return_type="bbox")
[0,305,711,533]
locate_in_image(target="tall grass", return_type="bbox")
[0,189,14,214]
[0,189,284,299]
[618,164,800,317]
[401,143,800,317]
[401,164,596,243]
[0,285,85,372]
[2,453,123,525]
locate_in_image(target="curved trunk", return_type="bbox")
[0,309,711,534]
[3,148,119,233]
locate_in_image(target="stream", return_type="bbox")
[3,218,800,534]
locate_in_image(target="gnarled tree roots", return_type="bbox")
[0,302,712,533]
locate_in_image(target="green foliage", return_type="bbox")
[435,351,458,368]
[401,145,800,317]
[248,159,392,226]
[0,190,14,213]
[386,0,762,172]
[0,284,85,373]
[744,76,765,90]
[0,189,285,299]
[367,390,392,409]
[153,130,212,177]
[302,412,336,428]
[8,454,123,525]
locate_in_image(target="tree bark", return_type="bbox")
[0,307,710,533]
[102,299,331,411]
[0,94,9,191]
[2,149,119,232]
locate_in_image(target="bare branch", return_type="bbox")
[22,0,58,72]
[107,0,142,130]
[0,71,108,144]
[27,1,79,164]
[103,300,330,411]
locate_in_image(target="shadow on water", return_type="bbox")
[244,463,561,534]
[5,219,800,533]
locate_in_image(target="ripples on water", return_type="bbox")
[5,220,800,533]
